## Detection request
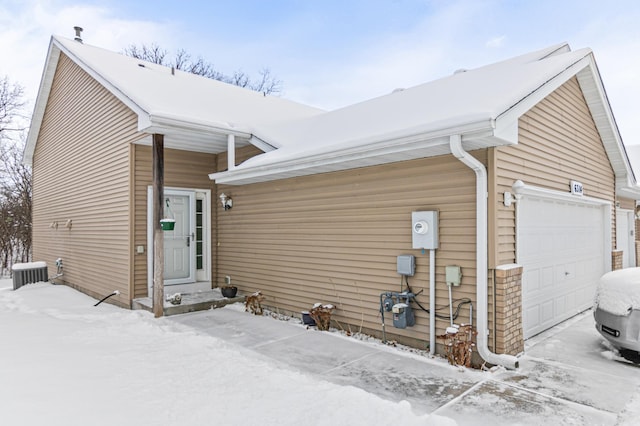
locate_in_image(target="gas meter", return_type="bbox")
[392,302,415,329]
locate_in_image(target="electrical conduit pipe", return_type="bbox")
[449,134,519,369]
[429,248,436,355]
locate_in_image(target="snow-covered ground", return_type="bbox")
[3,277,640,425]
[0,279,453,426]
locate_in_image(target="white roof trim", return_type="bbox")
[212,48,639,192]
[248,135,277,153]
[25,38,638,200]
[25,36,308,165]
[24,40,60,166]
[53,38,149,125]
[210,119,496,185]
[494,54,591,139]
[144,113,252,138]
[24,37,150,166]
[574,57,638,197]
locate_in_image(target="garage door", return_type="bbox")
[518,195,608,339]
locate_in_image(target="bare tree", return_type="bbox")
[0,76,31,274]
[0,76,27,136]
[0,140,31,270]
[123,43,282,95]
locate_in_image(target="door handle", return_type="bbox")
[186,236,190,247]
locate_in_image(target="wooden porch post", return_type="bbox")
[152,133,165,318]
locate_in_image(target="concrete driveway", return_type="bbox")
[171,306,640,425]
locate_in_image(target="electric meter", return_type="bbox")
[414,220,429,234]
[411,211,439,249]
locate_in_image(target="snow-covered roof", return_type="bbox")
[24,36,324,164]
[211,43,637,189]
[24,37,639,196]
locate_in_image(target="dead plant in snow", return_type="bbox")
[245,291,264,315]
[309,303,335,331]
[437,324,477,368]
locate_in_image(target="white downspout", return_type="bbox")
[449,134,519,369]
[227,134,236,171]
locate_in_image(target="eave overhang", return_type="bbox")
[209,119,505,185]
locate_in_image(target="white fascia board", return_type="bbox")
[494,54,592,145]
[492,119,518,145]
[616,176,640,199]
[210,136,448,184]
[52,38,149,124]
[617,186,640,200]
[142,112,252,138]
[24,40,60,166]
[249,134,277,152]
[210,119,496,185]
[576,58,637,188]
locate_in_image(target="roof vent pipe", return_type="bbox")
[449,134,519,369]
[74,26,83,43]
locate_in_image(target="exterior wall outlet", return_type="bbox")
[225,275,231,285]
[445,265,462,286]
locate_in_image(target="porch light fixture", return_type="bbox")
[220,193,233,210]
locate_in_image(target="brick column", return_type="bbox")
[494,264,524,355]
[612,250,623,271]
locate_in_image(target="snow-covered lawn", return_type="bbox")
[0,279,453,426]
[4,277,640,425]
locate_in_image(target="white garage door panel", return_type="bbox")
[520,196,606,339]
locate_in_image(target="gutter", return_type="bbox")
[144,113,253,138]
[449,134,519,369]
[211,119,497,185]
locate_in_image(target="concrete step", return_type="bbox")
[132,290,245,316]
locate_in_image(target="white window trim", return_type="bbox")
[616,208,636,268]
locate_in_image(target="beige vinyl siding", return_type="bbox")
[132,145,217,298]
[617,197,635,210]
[493,77,615,266]
[218,144,264,169]
[31,54,140,306]
[216,152,484,346]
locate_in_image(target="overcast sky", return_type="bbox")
[1,0,639,144]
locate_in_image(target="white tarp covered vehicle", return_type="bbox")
[594,267,640,362]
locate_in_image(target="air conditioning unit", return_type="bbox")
[12,262,48,290]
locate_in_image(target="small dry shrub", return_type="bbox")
[245,291,264,315]
[309,303,335,331]
[437,324,477,368]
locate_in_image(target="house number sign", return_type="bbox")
[570,180,583,196]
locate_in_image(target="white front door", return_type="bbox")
[147,188,202,292]
[163,190,196,284]
[518,194,608,339]
[616,209,636,268]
